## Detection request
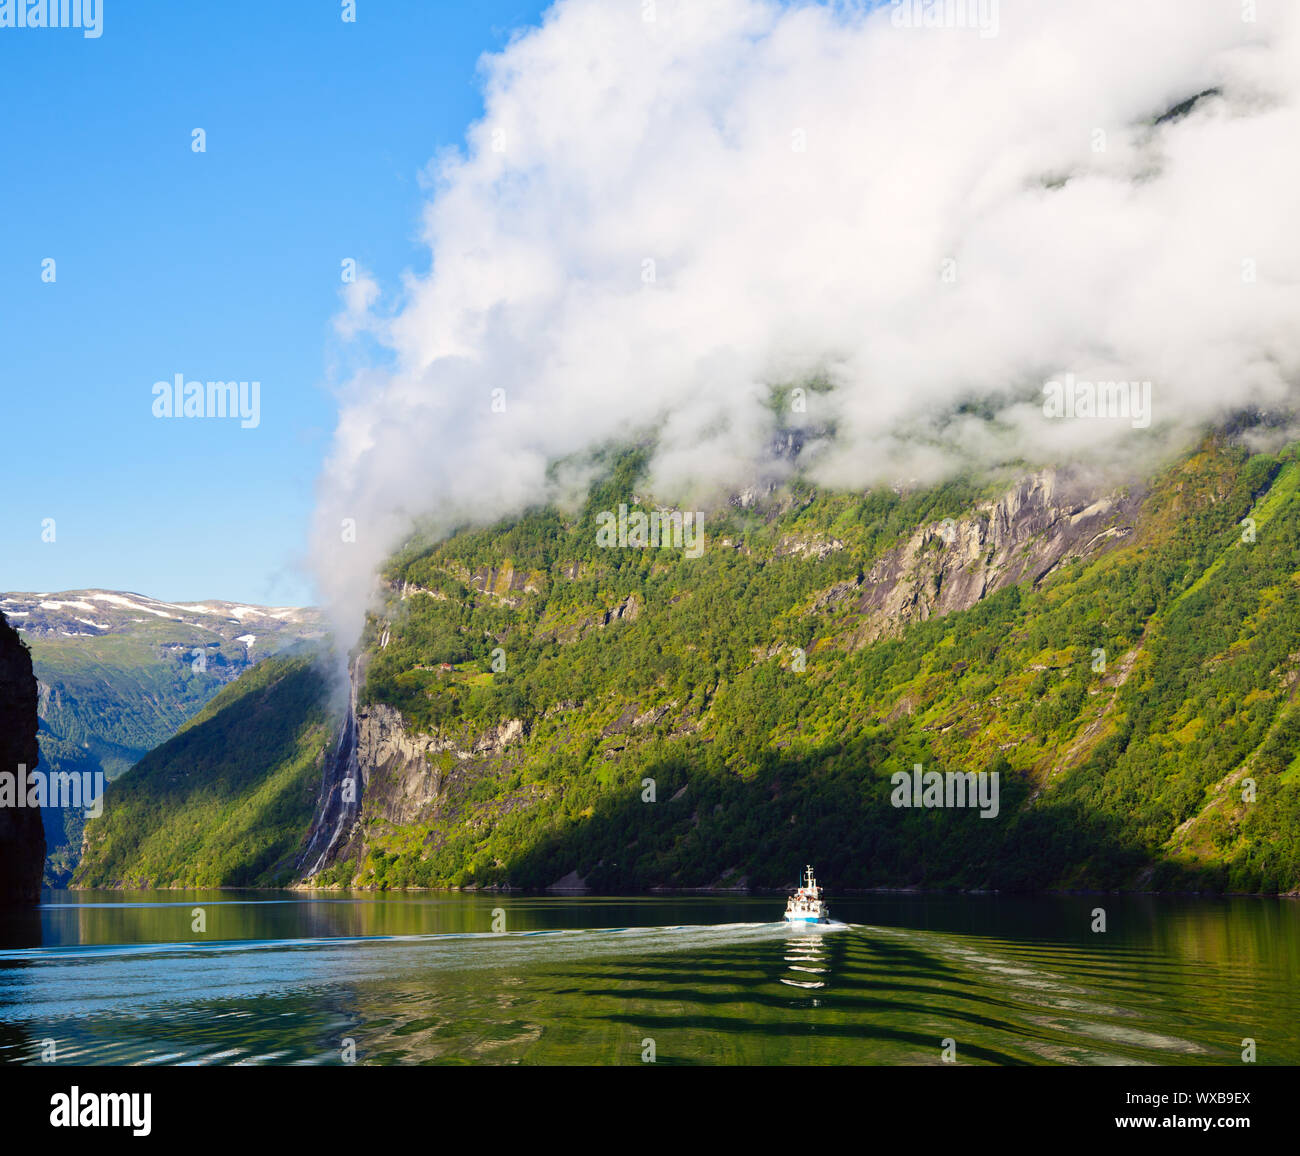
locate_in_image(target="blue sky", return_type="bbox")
[0,0,549,606]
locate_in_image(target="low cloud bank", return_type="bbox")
[313,0,1300,642]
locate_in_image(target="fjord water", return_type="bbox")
[1,892,1295,1066]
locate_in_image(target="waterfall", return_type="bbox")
[297,655,365,880]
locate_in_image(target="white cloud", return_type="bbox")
[313,0,1300,642]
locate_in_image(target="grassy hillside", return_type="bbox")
[72,437,1300,894]
[331,438,1300,893]
[4,593,325,884]
[73,652,334,888]
[35,630,250,882]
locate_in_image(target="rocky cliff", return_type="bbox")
[302,465,1148,888]
[0,611,45,904]
[819,469,1141,646]
[299,693,530,883]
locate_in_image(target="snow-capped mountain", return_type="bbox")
[0,589,322,649]
[0,589,327,885]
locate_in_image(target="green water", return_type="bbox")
[0,891,1295,1065]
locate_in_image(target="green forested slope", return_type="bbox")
[5,594,324,884]
[75,437,1300,893]
[74,653,332,887]
[330,438,1300,892]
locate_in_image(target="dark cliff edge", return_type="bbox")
[0,611,45,905]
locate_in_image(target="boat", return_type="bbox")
[783,864,830,924]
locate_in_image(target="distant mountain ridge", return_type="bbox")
[1,589,325,884]
[1,589,318,643]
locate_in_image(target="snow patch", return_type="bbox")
[89,594,175,617]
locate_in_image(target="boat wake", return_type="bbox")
[779,925,838,990]
[0,920,847,968]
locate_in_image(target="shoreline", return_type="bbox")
[47,883,1300,900]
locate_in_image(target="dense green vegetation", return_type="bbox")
[22,603,321,884]
[366,446,985,737]
[341,437,1300,893]
[34,630,245,884]
[73,653,332,887]
[75,436,1300,894]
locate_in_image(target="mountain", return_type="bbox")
[0,590,325,883]
[74,435,1300,894]
[0,611,44,904]
[72,652,332,888]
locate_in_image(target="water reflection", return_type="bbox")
[781,930,830,990]
[0,892,1295,1065]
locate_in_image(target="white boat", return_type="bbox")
[783,864,830,924]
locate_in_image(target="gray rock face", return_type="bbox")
[824,470,1140,645]
[0,611,44,905]
[354,703,444,828]
[301,688,528,880]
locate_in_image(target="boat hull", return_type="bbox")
[783,912,829,924]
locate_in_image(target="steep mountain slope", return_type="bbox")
[310,437,1299,893]
[0,590,325,883]
[73,651,333,888]
[0,611,44,904]
[71,437,1300,894]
